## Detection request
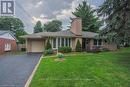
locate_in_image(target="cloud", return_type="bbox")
[35,1,43,8]
[40,14,47,18]
[56,0,97,20]
[32,16,53,24]
[15,0,104,33]
[56,0,80,20]
[91,5,97,10]
[56,9,73,20]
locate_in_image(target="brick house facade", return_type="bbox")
[0,31,17,54]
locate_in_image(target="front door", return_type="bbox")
[82,38,91,51]
[86,39,90,51]
[82,38,86,50]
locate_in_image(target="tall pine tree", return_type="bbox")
[72,1,101,32]
[98,0,130,45]
[34,21,43,33]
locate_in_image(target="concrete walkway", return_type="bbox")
[0,53,42,87]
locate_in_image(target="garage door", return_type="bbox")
[31,41,43,52]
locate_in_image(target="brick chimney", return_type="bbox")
[70,18,82,36]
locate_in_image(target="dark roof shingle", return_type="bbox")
[21,30,98,38]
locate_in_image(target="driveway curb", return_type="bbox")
[24,55,43,87]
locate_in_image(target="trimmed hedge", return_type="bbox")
[58,46,71,53]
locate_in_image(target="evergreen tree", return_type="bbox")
[72,1,101,32]
[34,21,43,33]
[98,0,130,45]
[76,40,82,52]
[45,39,52,50]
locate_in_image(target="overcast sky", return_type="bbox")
[15,0,105,34]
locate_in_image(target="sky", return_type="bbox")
[15,0,105,34]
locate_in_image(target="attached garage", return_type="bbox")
[26,39,44,53]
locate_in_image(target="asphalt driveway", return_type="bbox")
[0,53,42,87]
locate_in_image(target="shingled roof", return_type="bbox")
[0,30,9,35]
[82,31,98,38]
[0,30,17,40]
[21,30,98,38]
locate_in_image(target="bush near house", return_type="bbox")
[57,53,64,58]
[21,48,26,51]
[58,47,71,53]
[44,49,53,56]
[44,39,53,55]
[101,48,110,52]
[76,40,82,52]
[45,39,52,50]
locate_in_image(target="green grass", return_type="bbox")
[30,48,130,87]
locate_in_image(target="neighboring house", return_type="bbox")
[0,30,17,54]
[22,18,117,53]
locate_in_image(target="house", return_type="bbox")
[22,18,117,53]
[0,30,17,54]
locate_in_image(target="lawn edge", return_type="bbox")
[24,55,43,87]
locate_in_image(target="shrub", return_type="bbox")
[57,53,64,58]
[92,48,101,53]
[124,44,130,47]
[21,48,26,51]
[45,39,52,50]
[101,48,110,52]
[76,40,82,52]
[58,46,71,53]
[58,47,65,53]
[66,47,72,52]
[44,49,53,56]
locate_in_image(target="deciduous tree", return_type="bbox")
[0,16,27,44]
[44,20,62,32]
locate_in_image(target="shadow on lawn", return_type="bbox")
[116,53,130,70]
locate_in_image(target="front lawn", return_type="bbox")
[30,48,130,87]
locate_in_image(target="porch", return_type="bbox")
[82,38,117,51]
[82,38,104,51]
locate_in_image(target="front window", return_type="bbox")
[61,38,64,46]
[58,38,61,47]
[68,38,71,46]
[65,38,68,46]
[94,39,97,45]
[4,43,11,51]
[53,38,56,48]
[98,39,102,45]
[52,37,71,49]
[94,39,102,46]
